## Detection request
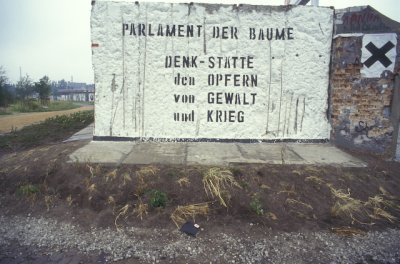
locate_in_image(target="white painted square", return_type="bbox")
[361,33,397,78]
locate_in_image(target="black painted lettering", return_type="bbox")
[216,92,222,104]
[243,94,249,105]
[208,74,214,85]
[178,25,184,37]
[229,111,235,122]
[216,110,222,122]
[208,92,214,104]
[191,56,198,68]
[258,29,264,40]
[130,24,136,35]
[182,56,190,68]
[213,27,219,38]
[139,24,146,36]
[235,94,241,104]
[249,28,256,39]
[248,56,254,68]
[266,28,273,40]
[207,110,213,122]
[165,56,172,68]
[187,25,193,37]
[234,74,240,87]
[224,74,231,86]
[123,23,128,36]
[243,75,249,87]
[222,27,228,39]
[208,57,215,68]
[251,75,257,87]
[288,27,294,40]
[238,111,244,122]
[276,28,285,40]
[251,93,257,104]
[157,24,164,36]
[166,25,176,36]
[148,24,154,36]
[232,27,238,39]
[225,93,234,104]
[197,25,202,37]
[174,56,180,68]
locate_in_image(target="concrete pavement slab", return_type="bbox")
[287,144,366,167]
[234,143,304,164]
[64,123,94,142]
[68,137,366,167]
[123,142,186,165]
[186,142,242,165]
[69,141,134,164]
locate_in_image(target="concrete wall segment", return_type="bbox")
[91,1,333,141]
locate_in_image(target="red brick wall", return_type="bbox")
[330,35,398,155]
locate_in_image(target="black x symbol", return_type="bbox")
[364,41,395,68]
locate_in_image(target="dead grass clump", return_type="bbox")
[107,196,116,207]
[86,164,101,178]
[331,227,365,236]
[44,195,55,211]
[136,166,159,178]
[177,177,190,187]
[285,198,313,210]
[171,203,209,227]
[366,195,396,209]
[202,167,241,207]
[114,204,130,231]
[379,186,398,200]
[135,166,159,196]
[133,199,148,220]
[105,169,118,182]
[277,184,296,196]
[291,170,302,176]
[121,172,132,186]
[330,187,398,224]
[266,212,278,220]
[304,166,323,174]
[305,176,325,185]
[66,195,73,206]
[330,188,366,223]
[369,207,396,223]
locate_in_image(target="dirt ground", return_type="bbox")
[0,140,399,235]
[0,105,94,134]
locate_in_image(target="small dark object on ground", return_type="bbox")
[180,221,200,237]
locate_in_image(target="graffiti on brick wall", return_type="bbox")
[342,12,380,27]
[336,7,389,34]
[354,121,376,139]
[361,33,397,78]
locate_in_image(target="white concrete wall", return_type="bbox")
[396,127,400,161]
[91,1,333,140]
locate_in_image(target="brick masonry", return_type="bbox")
[330,21,400,155]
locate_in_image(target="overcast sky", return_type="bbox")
[0,0,399,84]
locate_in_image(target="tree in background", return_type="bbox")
[35,76,51,105]
[16,75,34,101]
[0,66,13,107]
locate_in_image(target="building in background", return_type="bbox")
[52,81,94,102]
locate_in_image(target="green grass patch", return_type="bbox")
[10,100,80,113]
[250,195,264,215]
[148,189,168,208]
[16,184,40,197]
[0,110,94,151]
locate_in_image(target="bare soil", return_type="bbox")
[0,140,399,236]
[0,105,94,134]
